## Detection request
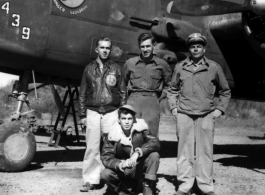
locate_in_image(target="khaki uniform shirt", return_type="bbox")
[167,56,231,115]
[121,55,172,93]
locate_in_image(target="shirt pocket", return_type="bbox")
[150,70,162,80]
[130,72,142,87]
[130,72,141,79]
[207,82,216,98]
[150,70,162,89]
[179,73,191,96]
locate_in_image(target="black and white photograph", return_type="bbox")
[0,0,265,194]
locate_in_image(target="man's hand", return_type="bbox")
[122,159,132,169]
[172,108,178,121]
[212,109,222,119]
[128,152,139,167]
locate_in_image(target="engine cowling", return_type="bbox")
[243,11,265,60]
[250,0,265,16]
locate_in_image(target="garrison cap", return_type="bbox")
[119,105,137,114]
[186,33,207,46]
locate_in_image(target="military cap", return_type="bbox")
[186,33,207,46]
[119,105,137,114]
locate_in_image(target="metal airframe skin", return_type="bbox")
[0,0,265,99]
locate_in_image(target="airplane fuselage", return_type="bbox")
[0,0,265,100]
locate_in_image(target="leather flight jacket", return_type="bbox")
[101,120,160,171]
[101,130,160,171]
[79,60,127,118]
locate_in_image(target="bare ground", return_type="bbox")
[1,116,265,195]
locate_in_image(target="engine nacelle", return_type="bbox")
[250,0,265,16]
[243,12,265,60]
[151,17,201,52]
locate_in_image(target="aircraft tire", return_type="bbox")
[0,121,36,172]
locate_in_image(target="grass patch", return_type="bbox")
[216,99,265,130]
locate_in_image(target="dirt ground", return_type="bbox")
[1,116,265,195]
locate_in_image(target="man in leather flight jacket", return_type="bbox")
[78,37,127,192]
[101,105,160,195]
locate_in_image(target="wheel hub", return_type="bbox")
[4,134,29,162]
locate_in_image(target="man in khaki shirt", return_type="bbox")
[121,33,172,137]
[167,33,231,195]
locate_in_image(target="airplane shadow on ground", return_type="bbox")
[214,144,265,172]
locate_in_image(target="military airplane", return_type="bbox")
[0,0,264,172]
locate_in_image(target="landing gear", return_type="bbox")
[0,71,36,172]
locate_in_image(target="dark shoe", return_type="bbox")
[143,179,154,195]
[80,182,96,192]
[205,192,216,195]
[103,185,116,195]
[130,180,138,194]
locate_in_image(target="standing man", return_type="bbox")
[79,37,127,192]
[101,105,160,195]
[121,33,172,137]
[167,33,231,195]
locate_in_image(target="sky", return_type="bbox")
[0,73,19,87]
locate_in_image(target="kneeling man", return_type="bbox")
[101,105,160,195]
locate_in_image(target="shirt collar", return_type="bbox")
[135,54,158,65]
[184,56,209,67]
[95,57,111,70]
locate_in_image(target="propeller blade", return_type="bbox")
[167,0,249,16]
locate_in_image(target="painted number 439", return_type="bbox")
[2,2,31,40]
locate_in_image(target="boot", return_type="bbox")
[143,179,154,195]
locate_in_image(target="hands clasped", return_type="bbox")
[122,152,139,169]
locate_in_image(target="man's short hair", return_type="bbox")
[96,37,112,48]
[138,33,155,46]
[118,108,136,121]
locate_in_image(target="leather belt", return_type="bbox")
[130,91,157,97]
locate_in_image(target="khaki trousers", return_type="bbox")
[176,112,214,194]
[82,109,118,185]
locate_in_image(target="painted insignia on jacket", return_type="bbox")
[106,74,117,86]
